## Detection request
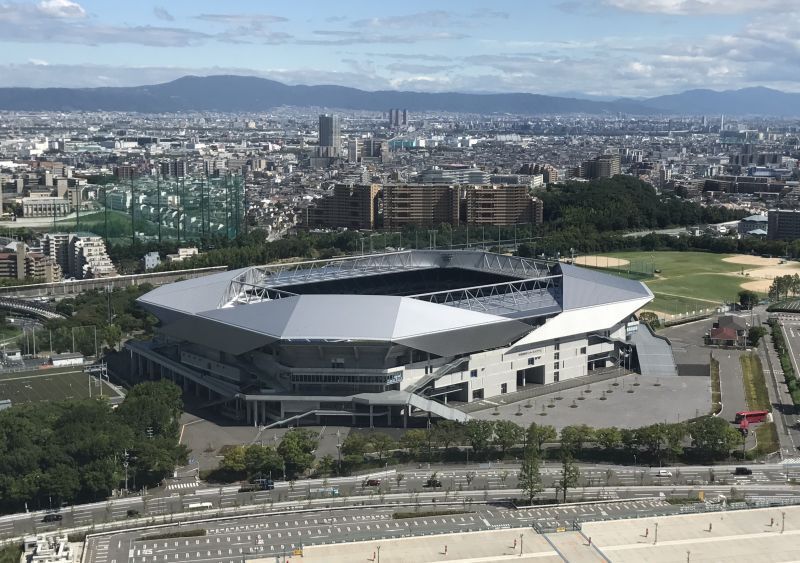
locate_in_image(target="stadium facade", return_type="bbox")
[129,250,668,427]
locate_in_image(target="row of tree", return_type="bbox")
[218,415,744,488]
[0,381,187,514]
[768,274,800,301]
[16,284,156,357]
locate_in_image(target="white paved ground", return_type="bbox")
[583,505,800,562]
[267,528,560,563]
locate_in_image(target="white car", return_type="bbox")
[654,469,672,478]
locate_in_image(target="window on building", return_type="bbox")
[553,362,559,371]
[501,383,508,394]
[527,357,536,365]
[554,342,560,351]
[553,372,560,382]
[554,352,560,360]
[470,369,478,378]
[580,347,587,354]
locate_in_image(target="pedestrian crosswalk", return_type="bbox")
[166,481,199,491]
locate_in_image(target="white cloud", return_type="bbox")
[37,0,85,18]
[603,0,795,15]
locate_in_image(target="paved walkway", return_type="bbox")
[545,531,606,562]
[583,505,800,563]
[282,528,560,563]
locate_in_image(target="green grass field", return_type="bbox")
[599,251,766,315]
[0,367,118,405]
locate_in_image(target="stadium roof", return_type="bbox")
[139,250,653,355]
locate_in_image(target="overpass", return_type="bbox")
[0,296,65,320]
[0,266,228,299]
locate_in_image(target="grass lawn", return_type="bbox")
[739,353,770,411]
[710,358,721,414]
[754,422,780,456]
[600,251,767,314]
[0,367,117,404]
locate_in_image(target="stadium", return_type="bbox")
[128,250,675,427]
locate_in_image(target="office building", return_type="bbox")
[22,197,71,218]
[388,109,409,128]
[317,114,341,158]
[768,209,800,240]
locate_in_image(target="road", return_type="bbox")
[84,499,680,563]
[4,462,800,541]
[767,313,800,455]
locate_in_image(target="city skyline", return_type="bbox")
[0,0,799,97]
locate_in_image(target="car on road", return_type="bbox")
[363,479,381,487]
[41,514,62,523]
[425,477,442,488]
[734,467,753,476]
[126,509,140,518]
[653,469,672,478]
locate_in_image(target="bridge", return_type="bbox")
[0,296,64,320]
[0,266,227,299]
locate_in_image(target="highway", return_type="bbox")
[84,499,679,563]
[3,462,800,541]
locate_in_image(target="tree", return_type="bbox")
[220,446,247,474]
[277,429,317,478]
[748,326,766,346]
[519,449,543,505]
[560,424,594,456]
[492,420,523,457]
[738,289,759,310]
[340,433,369,473]
[557,453,580,503]
[400,429,428,458]
[243,445,282,478]
[430,420,463,451]
[635,424,666,462]
[594,427,622,451]
[620,428,639,457]
[316,455,336,477]
[368,432,395,463]
[663,423,687,461]
[526,423,557,455]
[688,417,743,460]
[464,420,494,458]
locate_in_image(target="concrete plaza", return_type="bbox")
[286,528,559,562]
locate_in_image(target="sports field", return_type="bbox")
[0,366,122,405]
[578,251,799,316]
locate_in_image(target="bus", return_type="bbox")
[735,410,769,424]
[186,502,213,511]
[313,487,339,497]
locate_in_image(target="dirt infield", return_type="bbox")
[723,255,783,266]
[740,279,773,292]
[573,255,630,268]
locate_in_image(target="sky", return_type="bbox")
[1,0,800,97]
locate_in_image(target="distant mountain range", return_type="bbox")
[0,75,798,116]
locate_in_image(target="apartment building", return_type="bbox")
[383,184,460,228]
[305,184,381,230]
[464,185,544,226]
